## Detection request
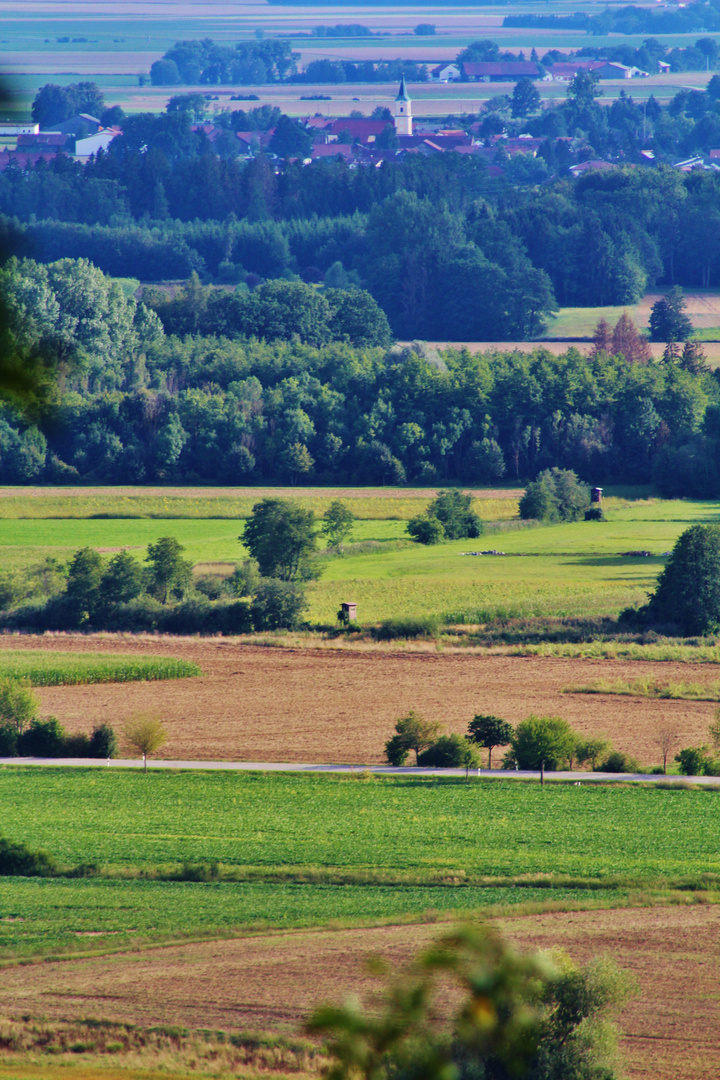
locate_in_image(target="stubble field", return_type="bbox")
[0,906,715,1079]
[1,634,715,768]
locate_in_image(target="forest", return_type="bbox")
[1,251,719,492]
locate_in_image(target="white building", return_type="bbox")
[75,128,120,157]
[430,64,461,83]
[394,75,412,137]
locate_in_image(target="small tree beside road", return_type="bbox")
[652,723,682,774]
[124,715,167,771]
[467,714,514,769]
[512,715,577,771]
[385,711,440,765]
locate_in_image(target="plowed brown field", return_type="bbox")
[0,905,716,1079]
[5,635,717,767]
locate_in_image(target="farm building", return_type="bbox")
[75,128,121,157]
[548,61,648,81]
[460,61,541,82]
[430,63,461,82]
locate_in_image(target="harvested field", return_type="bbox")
[8,634,718,768]
[0,905,716,1079]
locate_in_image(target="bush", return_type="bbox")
[676,746,713,776]
[600,750,641,773]
[584,507,605,521]
[251,579,308,630]
[0,835,57,876]
[428,490,482,540]
[373,616,440,640]
[17,717,67,757]
[520,468,590,523]
[63,733,92,756]
[407,514,445,545]
[418,734,479,768]
[89,723,117,759]
[0,722,18,755]
[512,715,577,770]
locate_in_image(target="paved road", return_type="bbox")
[1,758,717,784]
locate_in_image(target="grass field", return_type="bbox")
[537,290,720,341]
[0,651,200,686]
[1,488,718,625]
[0,767,718,962]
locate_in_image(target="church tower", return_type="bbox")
[394,74,412,136]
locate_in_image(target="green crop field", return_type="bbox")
[0,652,200,686]
[0,768,717,960]
[1,489,720,624]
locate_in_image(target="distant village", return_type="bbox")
[1,57,719,177]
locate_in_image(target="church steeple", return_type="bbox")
[394,75,412,136]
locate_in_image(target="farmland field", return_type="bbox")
[0,908,714,1080]
[2,634,716,767]
[0,767,718,959]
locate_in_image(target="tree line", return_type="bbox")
[9,151,720,317]
[1,256,718,487]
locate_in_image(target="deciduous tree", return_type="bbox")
[242,498,317,580]
[467,714,514,768]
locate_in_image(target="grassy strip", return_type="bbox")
[0,494,520,523]
[509,641,720,662]
[0,652,201,685]
[0,1017,324,1079]
[0,877,638,963]
[566,678,720,700]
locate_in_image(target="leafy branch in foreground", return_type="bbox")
[308,923,634,1080]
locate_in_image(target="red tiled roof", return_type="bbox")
[329,119,387,139]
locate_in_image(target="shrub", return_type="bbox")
[373,616,440,640]
[17,717,67,757]
[251,579,308,630]
[63,733,92,756]
[418,734,479,768]
[584,507,605,521]
[428,490,482,540]
[520,468,590,523]
[0,722,18,755]
[407,514,445,545]
[0,677,38,732]
[0,835,57,876]
[512,715,577,770]
[88,722,117,759]
[600,750,641,773]
[676,746,712,776]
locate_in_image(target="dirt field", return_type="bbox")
[0,904,716,1079]
[5,635,717,767]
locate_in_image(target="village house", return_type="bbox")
[460,61,541,82]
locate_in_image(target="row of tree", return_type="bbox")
[1,260,718,485]
[384,711,643,773]
[10,155,720,307]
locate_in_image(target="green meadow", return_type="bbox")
[0,768,718,960]
[1,489,719,623]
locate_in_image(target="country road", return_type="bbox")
[1,757,718,784]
